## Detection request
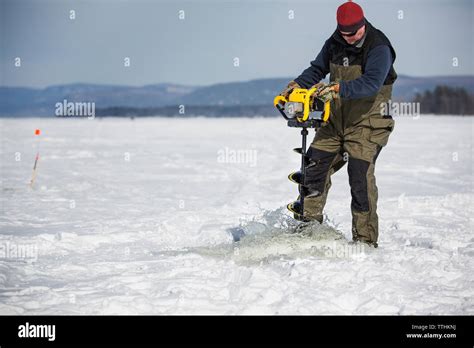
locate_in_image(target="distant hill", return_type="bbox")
[175,75,474,107]
[1,75,473,116]
[0,83,197,116]
[393,75,474,101]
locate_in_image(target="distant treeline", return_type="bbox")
[414,85,474,115]
[96,105,279,117]
[95,85,474,117]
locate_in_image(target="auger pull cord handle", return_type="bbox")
[322,100,330,122]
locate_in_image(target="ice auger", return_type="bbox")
[273,87,331,221]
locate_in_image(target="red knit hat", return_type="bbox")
[337,1,365,32]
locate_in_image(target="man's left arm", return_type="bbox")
[339,45,392,99]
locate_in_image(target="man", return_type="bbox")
[279,1,397,248]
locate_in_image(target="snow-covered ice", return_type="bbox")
[0,115,472,314]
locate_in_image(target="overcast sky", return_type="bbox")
[1,0,473,88]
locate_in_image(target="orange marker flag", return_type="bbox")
[30,129,41,187]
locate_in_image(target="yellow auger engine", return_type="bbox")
[274,87,330,124]
[273,88,331,221]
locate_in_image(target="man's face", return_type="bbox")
[340,25,366,45]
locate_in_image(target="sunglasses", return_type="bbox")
[339,30,358,37]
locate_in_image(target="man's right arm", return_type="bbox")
[294,40,330,89]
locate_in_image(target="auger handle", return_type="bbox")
[322,100,331,122]
[273,95,290,120]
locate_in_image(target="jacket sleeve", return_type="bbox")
[339,45,392,99]
[294,40,330,89]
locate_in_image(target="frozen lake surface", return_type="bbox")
[0,115,472,314]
